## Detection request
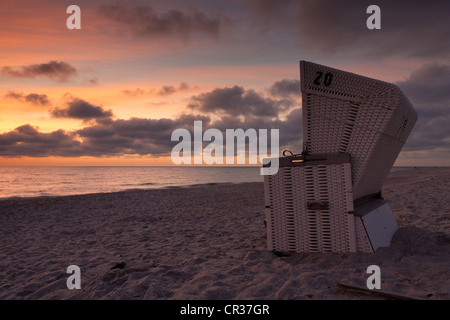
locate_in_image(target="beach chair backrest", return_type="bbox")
[300,61,417,200]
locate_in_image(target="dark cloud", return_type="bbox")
[246,0,450,59]
[187,85,296,118]
[272,107,302,149]
[0,116,199,157]
[98,2,227,40]
[5,91,50,106]
[76,114,211,156]
[396,64,450,153]
[1,61,77,82]
[51,99,113,122]
[0,104,301,158]
[268,79,300,98]
[0,125,82,157]
[396,64,450,106]
[204,106,302,152]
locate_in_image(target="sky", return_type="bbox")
[0,0,449,166]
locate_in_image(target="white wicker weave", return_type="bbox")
[264,154,357,253]
[300,61,417,200]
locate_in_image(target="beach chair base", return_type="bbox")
[354,199,398,253]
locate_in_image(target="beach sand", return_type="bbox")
[0,167,449,300]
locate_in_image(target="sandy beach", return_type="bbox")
[0,167,449,300]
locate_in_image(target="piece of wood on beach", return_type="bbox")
[335,282,424,300]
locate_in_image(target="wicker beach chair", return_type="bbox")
[263,61,417,253]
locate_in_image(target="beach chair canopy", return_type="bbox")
[300,61,417,200]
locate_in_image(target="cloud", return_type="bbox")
[245,0,450,59]
[0,99,303,158]
[396,64,450,106]
[0,111,302,158]
[122,83,195,97]
[205,106,302,151]
[76,114,210,156]
[0,125,82,157]
[396,63,450,153]
[0,120,157,157]
[187,85,296,118]
[5,64,447,161]
[5,91,51,106]
[98,2,227,40]
[88,78,99,86]
[50,99,114,123]
[0,113,213,158]
[268,79,300,98]
[122,88,146,97]
[157,82,194,96]
[158,85,177,96]
[245,0,295,28]
[1,61,77,82]
[25,94,51,106]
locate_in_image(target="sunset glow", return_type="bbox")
[1,0,449,166]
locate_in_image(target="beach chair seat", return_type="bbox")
[264,153,357,253]
[263,153,398,253]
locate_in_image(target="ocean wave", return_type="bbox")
[121,182,157,187]
[0,194,53,201]
[161,182,234,189]
[0,196,24,201]
[139,182,157,186]
[187,182,233,187]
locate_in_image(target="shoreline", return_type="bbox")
[0,166,445,202]
[0,181,262,202]
[0,167,449,300]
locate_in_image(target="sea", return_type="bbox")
[0,166,413,200]
[0,166,264,200]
